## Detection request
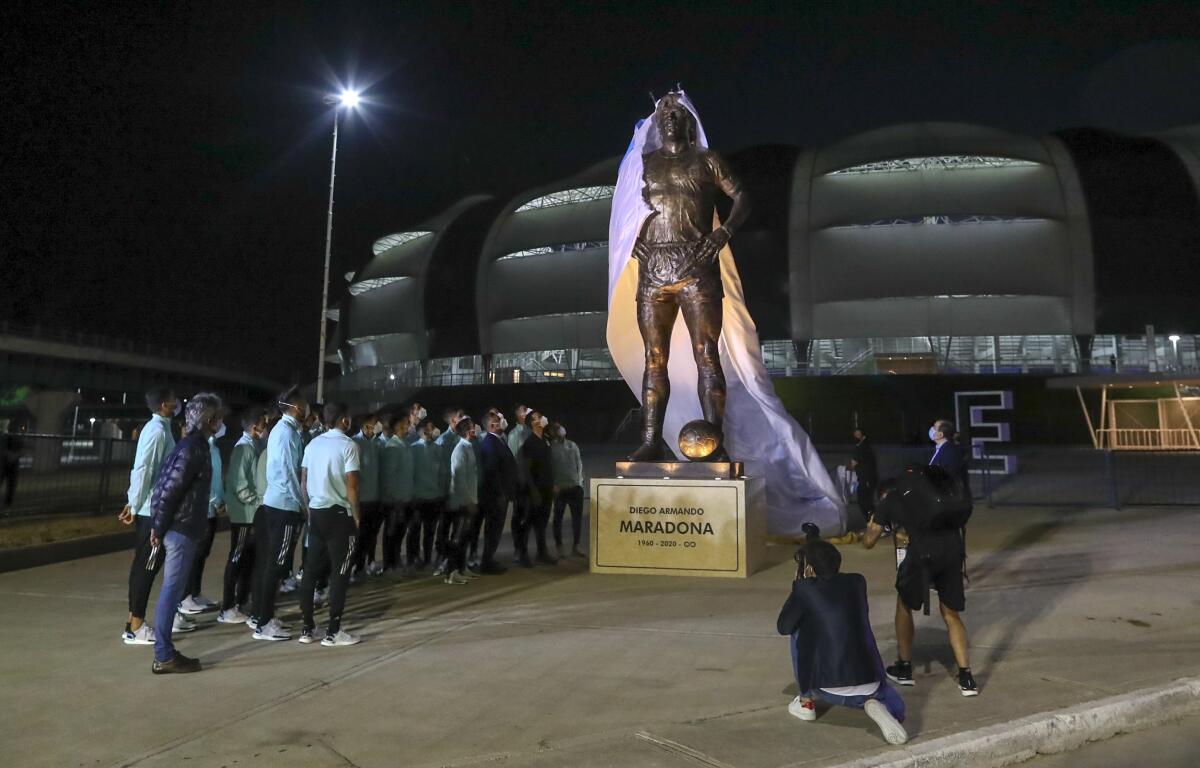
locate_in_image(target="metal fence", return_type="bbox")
[1,435,135,518]
[976,444,1200,508]
[811,443,1200,509]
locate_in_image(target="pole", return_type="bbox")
[316,109,340,404]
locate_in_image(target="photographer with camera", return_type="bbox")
[863,432,979,696]
[776,524,908,745]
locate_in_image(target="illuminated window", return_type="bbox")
[501,311,605,322]
[497,241,608,262]
[833,215,1044,229]
[347,332,408,346]
[828,156,1039,175]
[515,186,615,212]
[348,276,411,297]
[371,231,433,257]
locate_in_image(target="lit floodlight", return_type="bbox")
[1169,334,1181,342]
[340,89,360,108]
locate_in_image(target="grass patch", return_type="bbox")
[0,515,129,550]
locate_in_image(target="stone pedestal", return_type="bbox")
[589,476,766,578]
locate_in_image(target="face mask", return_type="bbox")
[928,426,939,442]
[499,415,508,430]
[172,401,182,417]
[432,427,441,438]
[416,407,427,420]
[214,423,226,440]
[557,427,566,438]
[279,401,308,420]
[538,416,549,428]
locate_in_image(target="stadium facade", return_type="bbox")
[330,121,1200,403]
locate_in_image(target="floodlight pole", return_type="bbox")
[316,108,340,404]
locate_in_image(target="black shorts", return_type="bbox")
[635,241,723,302]
[895,532,965,612]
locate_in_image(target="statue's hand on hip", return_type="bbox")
[697,227,730,265]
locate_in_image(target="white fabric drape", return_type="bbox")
[606,92,847,537]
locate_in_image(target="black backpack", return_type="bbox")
[890,464,973,532]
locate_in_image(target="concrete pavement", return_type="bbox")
[1,503,1197,768]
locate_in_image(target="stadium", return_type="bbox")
[328,121,1200,448]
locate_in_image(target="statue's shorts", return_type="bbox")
[634,241,723,303]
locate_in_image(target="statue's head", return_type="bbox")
[654,90,697,145]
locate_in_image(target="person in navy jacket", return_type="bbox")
[777,525,908,744]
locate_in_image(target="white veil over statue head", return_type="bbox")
[606,89,846,538]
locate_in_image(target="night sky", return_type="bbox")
[4,1,1199,382]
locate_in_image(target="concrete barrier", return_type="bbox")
[829,677,1200,768]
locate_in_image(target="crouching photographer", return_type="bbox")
[776,523,908,745]
[863,464,979,697]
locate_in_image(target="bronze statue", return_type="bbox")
[628,92,751,461]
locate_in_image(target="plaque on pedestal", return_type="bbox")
[589,476,766,578]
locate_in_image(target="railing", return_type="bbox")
[1100,428,1200,451]
[977,442,1200,508]
[329,332,1200,393]
[1,435,135,519]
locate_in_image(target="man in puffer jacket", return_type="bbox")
[149,392,225,674]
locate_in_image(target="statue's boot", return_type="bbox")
[627,401,667,461]
[628,442,667,462]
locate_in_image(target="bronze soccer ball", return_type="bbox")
[678,419,721,461]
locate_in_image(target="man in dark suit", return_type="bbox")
[929,419,970,494]
[477,411,517,575]
[519,410,556,567]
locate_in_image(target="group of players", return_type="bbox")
[119,385,585,660]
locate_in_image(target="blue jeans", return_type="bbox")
[790,635,906,722]
[154,529,199,663]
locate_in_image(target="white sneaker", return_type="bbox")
[444,571,469,585]
[192,593,218,609]
[433,562,447,577]
[173,613,197,633]
[178,596,207,615]
[217,608,248,624]
[788,696,816,722]
[279,575,299,594]
[245,616,258,628]
[321,630,361,647]
[122,624,155,645]
[298,628,324,645]
[864,699,909,745]
[461,568,481,581]
[366,561,384,577]
[252,618,291,641]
